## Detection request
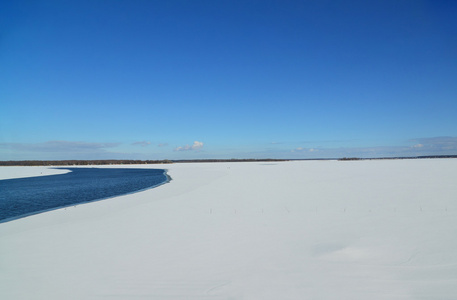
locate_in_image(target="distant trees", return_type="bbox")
[338,155,457,161]
[0,160,173,166]
[173,159,288,163]
[0,159,289,166]
[4,156,455,166]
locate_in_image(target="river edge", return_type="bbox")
[0,166,171,224]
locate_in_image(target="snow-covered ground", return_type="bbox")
[0,166,70,180]
[1,159,456,299]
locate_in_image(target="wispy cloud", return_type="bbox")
[409,137,457,151]
[0,140,125,160]
[0,141,121,153]
[292,147,319,153]
[132,141,151,147]
[1,136,455,161]
[174,141,204,151]
[291,136,457,158]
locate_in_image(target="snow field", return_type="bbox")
[0,159,456,299]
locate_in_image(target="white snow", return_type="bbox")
[0,166,70,180]
[1,159,457,299]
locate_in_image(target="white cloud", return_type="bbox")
[193,141,204,149]
[174,141,204,151]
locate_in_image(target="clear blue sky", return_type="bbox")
[1,0,456,160]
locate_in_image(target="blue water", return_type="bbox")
[0,168,169,223]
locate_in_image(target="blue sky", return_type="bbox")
[1,0,456,160]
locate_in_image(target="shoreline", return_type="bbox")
[1,155,456,166]
[0,166,171,224]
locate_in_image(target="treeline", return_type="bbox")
[0,158,289,166]
[338,155,457,161]
[339,157,362,161]
[173,159,288,163]
[416,155,457,159]
[2,156,455,166]
[0,160,173,166]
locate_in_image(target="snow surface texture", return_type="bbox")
[0,160,457,299]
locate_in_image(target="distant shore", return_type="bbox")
[1,155,456,166]
[0,158,287,166]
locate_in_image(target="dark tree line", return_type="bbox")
[2,156,455,166]
[0,160,173,166]
[173,159,288,163]
[338,155,457,161]
[0,159,289,166]
[339,157,362,161]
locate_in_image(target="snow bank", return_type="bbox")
[1,160,457,299]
